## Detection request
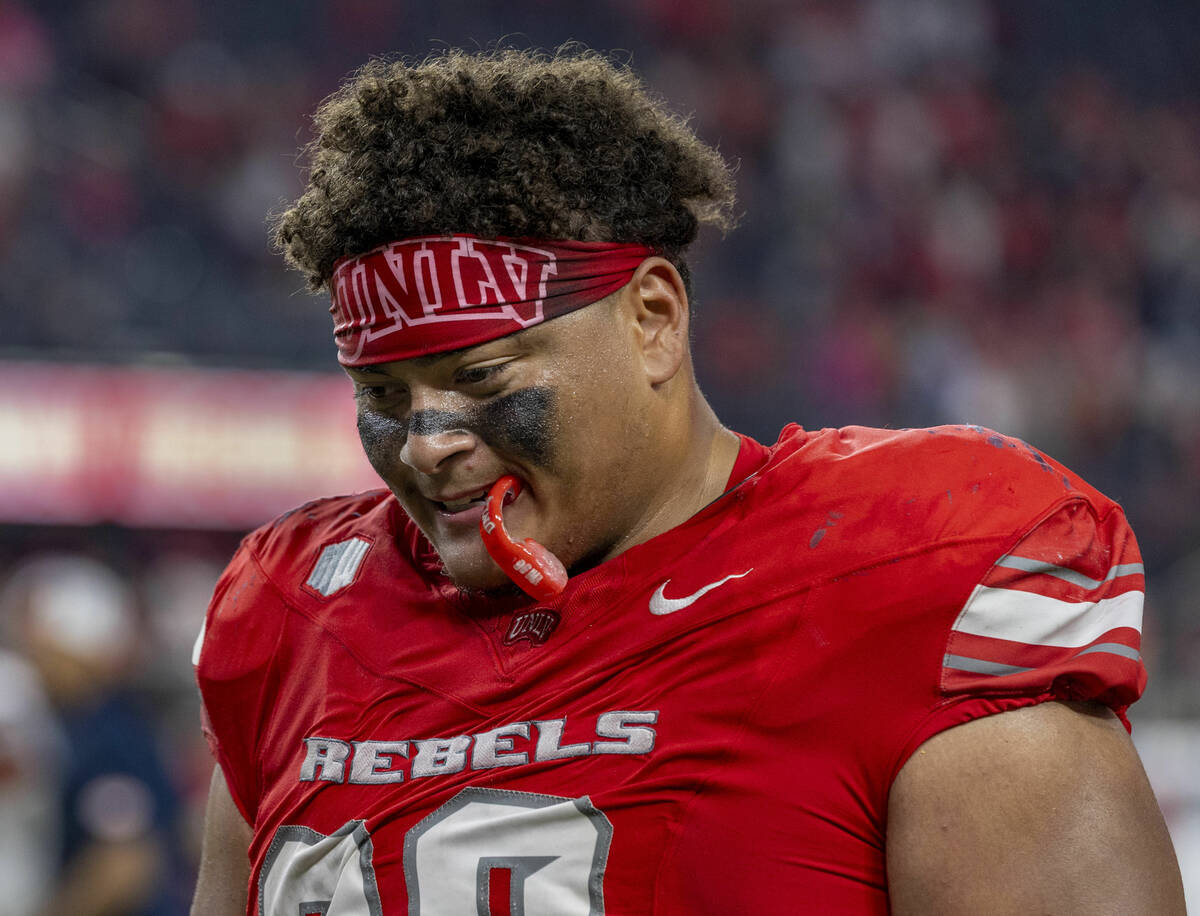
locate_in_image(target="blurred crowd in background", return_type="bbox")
[1,0,1198,911]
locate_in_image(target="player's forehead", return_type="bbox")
[340,299,618,383]
[341,323,545,379]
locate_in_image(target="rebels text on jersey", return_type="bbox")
[195,424,1145,915]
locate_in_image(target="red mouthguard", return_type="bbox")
[480,476,568,601]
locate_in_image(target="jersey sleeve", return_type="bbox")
[901,497,1145,761]
[193,536,289,826]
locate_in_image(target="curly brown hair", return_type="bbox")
[273,47,737,292]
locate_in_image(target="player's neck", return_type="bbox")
[602,391,738,561]
[684,393,740,499]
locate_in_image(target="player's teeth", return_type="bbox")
[443,496,484,512]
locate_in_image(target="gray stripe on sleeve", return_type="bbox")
[942,654,1033,677]
[1074,643,1142,663]
[996,555,1144,590]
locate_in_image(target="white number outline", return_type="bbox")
[403,787,613,916]
[257,820,384,916]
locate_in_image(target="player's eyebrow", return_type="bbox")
[345,353,447,377]
[345,326,542,380]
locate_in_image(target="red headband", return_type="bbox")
[329,236,656,366]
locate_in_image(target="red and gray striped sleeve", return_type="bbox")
[940,498,1146,722]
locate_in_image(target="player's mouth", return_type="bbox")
[430,488,487,520]
[429,482,521,525]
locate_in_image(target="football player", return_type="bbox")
[192,48,1185,914]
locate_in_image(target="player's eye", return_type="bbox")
[455,361,511,387]
[354,382,405,406]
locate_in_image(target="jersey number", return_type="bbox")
[259,788,612,916]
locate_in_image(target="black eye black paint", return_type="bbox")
[356,386,556,472]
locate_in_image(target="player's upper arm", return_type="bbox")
[190,765,252,916]
[195,535,290,826]
[887,700,1185,915]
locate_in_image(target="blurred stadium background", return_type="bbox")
[1,0,1197,911]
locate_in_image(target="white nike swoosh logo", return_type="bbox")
[649,569,754,615]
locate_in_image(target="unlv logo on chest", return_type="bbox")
[504,608,561,646]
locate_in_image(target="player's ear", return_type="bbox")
[627,257,689,385]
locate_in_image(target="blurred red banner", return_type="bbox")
[0,362,382,528]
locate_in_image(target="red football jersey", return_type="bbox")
[195,424,1146,915]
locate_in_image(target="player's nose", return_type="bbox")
[398,394,480,474]
[399,426,477,474]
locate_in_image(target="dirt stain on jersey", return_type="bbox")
[809,511,845,549]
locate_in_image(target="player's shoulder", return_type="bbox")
[243,488,395,564]
[765,423,1114,535]
[196,489,400,675]
[759,425,1146,722]
[775,422,1073,486]
[721,423,1133,585]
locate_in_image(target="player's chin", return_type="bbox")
[435,546,516,594]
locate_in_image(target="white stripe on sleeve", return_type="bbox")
[953,585,1142,648]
